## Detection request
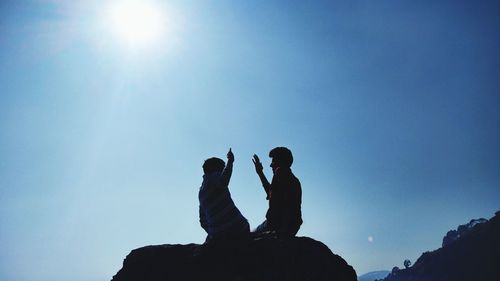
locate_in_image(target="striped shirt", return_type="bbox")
[199,161,249,240]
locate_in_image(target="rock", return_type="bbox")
[384,211,500,281]
[111,236,357,281]
[358,270,390,281]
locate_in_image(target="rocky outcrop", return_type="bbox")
[111,236,357,281]
[384,211,500,281]
[358,270,390,281]
[442,218,488,247]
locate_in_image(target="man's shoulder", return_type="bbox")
[285,171,301,191]
[283,170,300,182]
[273,169,300,186]
[200,174,223,191]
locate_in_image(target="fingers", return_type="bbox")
[252,155,259,166]
[252,154,264,174]
[227,148,234,161]
[253,154,260,162]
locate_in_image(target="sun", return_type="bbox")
[106,0,165,48]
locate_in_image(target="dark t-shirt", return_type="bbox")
[265,167,303,232]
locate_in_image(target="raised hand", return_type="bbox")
[253,154,270,193]
[227,148,234,163]
[252,154,263,173]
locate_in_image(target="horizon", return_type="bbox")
[1,1,499,280]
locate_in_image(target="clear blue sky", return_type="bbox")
[1,1,499,280]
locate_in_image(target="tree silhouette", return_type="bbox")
[404,259,412,269]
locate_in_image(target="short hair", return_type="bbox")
[269,147,293,168]
[203,157,225,174]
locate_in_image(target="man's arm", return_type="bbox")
[221,148,234,187]
[253,154,271,198]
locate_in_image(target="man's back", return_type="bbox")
[266,167,303,234]
[199,156,249,241]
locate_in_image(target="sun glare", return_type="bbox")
[107,0,165,48]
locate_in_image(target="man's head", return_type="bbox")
[269,147,293,170]
[203,157,225,174]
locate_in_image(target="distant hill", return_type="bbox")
[383,211,500,281]
[358,270,390,281]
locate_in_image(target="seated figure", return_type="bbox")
[199,148,250,243]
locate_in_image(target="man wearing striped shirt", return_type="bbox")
[199,148,250,243]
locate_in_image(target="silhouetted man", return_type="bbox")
[252,147,302,237]
[199,148,250,243]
